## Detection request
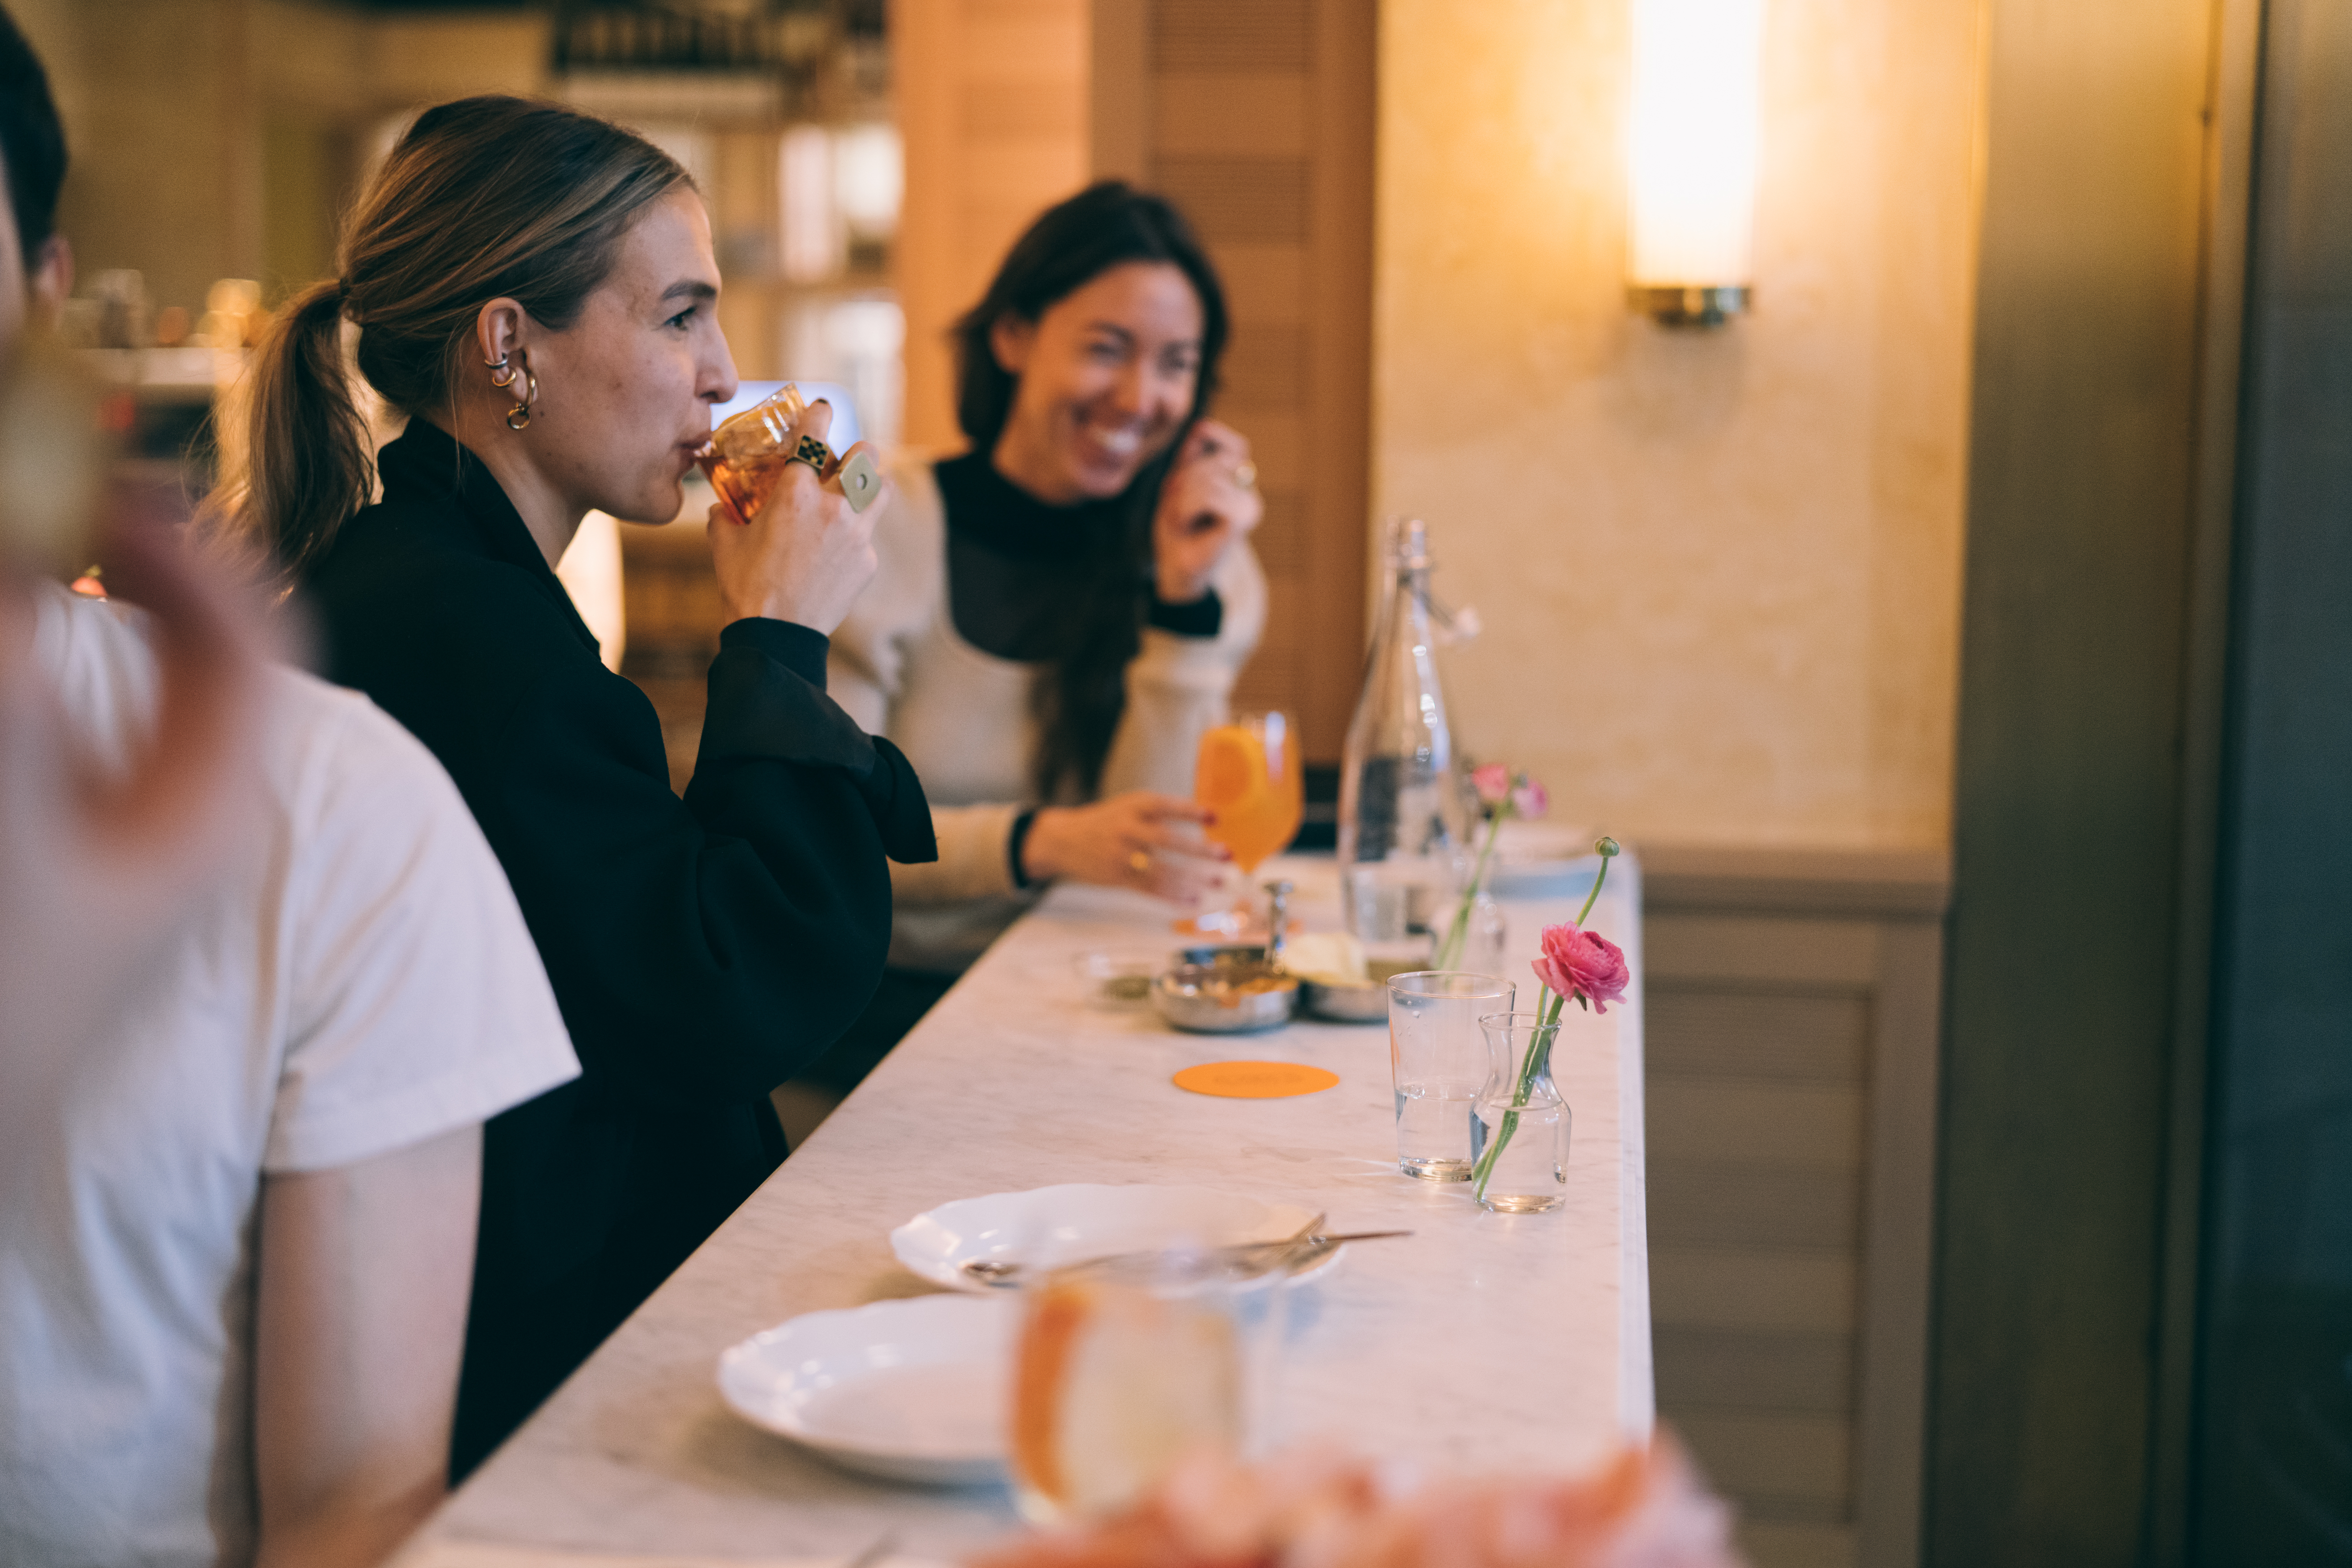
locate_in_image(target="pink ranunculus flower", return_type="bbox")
[1471,762,1512,806]
[1533,921,1630,1014]
[1512,775,1549,820]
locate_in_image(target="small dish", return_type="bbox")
[891,1183,1338,1295]
[1154,953,1297,1033]
[1073,949,1161,1008]
[1300,958,1428,1024]
[717,1294,1013,1486]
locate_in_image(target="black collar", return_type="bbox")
[373,418,601,656]
[932,448,1126,564]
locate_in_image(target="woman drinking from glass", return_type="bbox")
[215,96,936,1476]
[814,182,1264,1089]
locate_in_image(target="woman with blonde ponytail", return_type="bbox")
[228,95,936,1477]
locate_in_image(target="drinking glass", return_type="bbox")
[697,382,881,522]
[698,383,810,525]
[1191,711,1305,938]
[1008,1254,1281,1525]
[1386,970,1516,1180]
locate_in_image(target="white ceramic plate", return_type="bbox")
[890,1182,1337,1294]
[716,1294,1013,1486]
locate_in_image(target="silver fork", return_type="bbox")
[959,1211,1382,1288]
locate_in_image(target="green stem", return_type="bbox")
[1433,804,1508,969]
[1572,844,1615,930]
[1471,988,1565,1201]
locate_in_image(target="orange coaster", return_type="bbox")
[1172,1061,1339,1099]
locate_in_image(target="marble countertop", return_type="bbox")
[399,853,1650,1564]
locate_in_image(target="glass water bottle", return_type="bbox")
[1338,518,1470,957]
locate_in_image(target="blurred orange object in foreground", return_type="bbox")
[969,1433,1745,1568]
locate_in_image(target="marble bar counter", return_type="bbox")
[398,852,1651,1565]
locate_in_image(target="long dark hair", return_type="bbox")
[216,97,689,579]
[950,181,1230,801]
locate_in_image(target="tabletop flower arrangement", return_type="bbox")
[1431,762,1549,970]
[1470,837,1627,1206]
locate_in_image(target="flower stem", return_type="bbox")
[1434,805,1508,969]
[1572,840,1617,930]
[1471,988,1565,1201]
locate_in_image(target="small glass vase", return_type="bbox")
[1471,1012,1571,1213]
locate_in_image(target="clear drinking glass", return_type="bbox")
[1008,1254,1280,1525]
[1472,1011,1572,1213]
[1387,970,1515,1180]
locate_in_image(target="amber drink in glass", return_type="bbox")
[698,383,810,526]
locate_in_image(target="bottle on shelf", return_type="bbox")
[1337,517,1470,961]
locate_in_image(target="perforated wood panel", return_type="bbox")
[1641,846,1950,1568]
[1096,0,1375,762]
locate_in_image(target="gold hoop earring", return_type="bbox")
[505,370,538,432]
[487,351,519,389]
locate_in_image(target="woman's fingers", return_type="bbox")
[1132,792,1215,824]
[798,397,835,451]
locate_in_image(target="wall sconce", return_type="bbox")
[1626,0,1766,327]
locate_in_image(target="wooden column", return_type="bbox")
[892,0,1092,455]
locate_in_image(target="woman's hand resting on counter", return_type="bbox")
[1021,791,1231,903]
[1152,418,1260,606]
[706,398,887,636]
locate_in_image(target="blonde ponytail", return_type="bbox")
[213,279,373,582]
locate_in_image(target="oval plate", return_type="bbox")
[889,1182,1342,1294]
[717,1294,1013,1486]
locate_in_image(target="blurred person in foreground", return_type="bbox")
[214,96,936,1476]
[0,15,582,1566]
[810,182,1265,1092]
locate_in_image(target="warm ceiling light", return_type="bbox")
[1626,0,1765,327]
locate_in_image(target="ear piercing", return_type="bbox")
[506,371,539,431]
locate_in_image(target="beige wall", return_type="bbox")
[1374,0,1982,850]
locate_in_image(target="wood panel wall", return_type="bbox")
[1641,848,1950,1568]
[893,0,1091,454]
[1091,0,1374,761]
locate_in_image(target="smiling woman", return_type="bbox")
[211,95,939,1478]
[810,183,1266,1096]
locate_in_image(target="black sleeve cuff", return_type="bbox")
[1008,807,1038,889]
[719,616,831,689]
[1146,588,1223,639]
[863,735,940,865]
[698,634,940,866]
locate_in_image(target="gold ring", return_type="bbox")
[1232,459,1258,491]
[784,434,829,472]
[1128,850,1152,877]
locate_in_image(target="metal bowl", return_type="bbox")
[1300,976,1389,1023]
[1153,961,1298,1034]
[1178,943,1270,969]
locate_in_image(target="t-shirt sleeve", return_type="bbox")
[263,683,580,1175]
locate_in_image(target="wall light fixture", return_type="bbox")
[1626,0,1766,327]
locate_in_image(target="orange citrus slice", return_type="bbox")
[1194,725,1269,810]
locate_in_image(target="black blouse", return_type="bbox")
[304,418,934,1476]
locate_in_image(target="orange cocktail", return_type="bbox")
[1194,711,1304,873]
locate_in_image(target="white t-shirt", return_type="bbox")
[0,586,581,1567]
